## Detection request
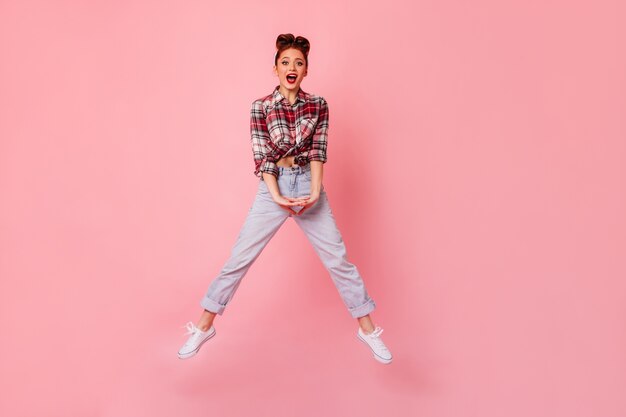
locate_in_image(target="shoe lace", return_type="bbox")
[366,327,390,352]
[182,321,202,341]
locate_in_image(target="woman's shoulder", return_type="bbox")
[250,88,327,112]
[299,87,325,103]
[304,91,327,106]
[251,91,274,109]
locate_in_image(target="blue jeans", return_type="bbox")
[200,163,376,319]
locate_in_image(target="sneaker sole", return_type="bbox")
[177,329,216,360]
[357,334,393,364]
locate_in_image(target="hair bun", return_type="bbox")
[274,33,311,65]
[276,33,295,49]
[276,34,310,54]
[293,36,310,54]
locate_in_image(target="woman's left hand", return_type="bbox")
[295,191,320,216]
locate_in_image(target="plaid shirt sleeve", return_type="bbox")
[308,98,328,163]
[250,100,279,178]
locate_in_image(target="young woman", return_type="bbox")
[178,33,392,364]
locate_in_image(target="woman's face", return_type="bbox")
[274,47,307,91]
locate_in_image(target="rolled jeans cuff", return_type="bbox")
[200,296,226,315]
[348,297,376,319]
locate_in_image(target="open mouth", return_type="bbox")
[286,74,297,83]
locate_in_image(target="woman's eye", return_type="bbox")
[297,62,303,66]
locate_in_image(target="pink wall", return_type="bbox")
[1,0,625,416]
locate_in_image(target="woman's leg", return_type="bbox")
[292,189,377,322]
[197,180,290,326]
[357,314,376,334]
[196,309,217,332]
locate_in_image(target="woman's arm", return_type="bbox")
[307,97,328,198]
[250,100,280,178]
[309,160,323,196]
[296,98,328,216]
[307,98,328,167]
[262,171,281,199]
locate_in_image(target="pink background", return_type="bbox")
[1,0,625,416]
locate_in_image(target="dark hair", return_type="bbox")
[274,33,310,67]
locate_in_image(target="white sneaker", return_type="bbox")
[177,321,216,359]
[357,326,393,364]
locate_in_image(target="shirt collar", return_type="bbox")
[272,85,307,106]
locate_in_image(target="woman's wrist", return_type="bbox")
[262,172,281,197]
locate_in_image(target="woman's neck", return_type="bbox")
[278,85,300,105]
